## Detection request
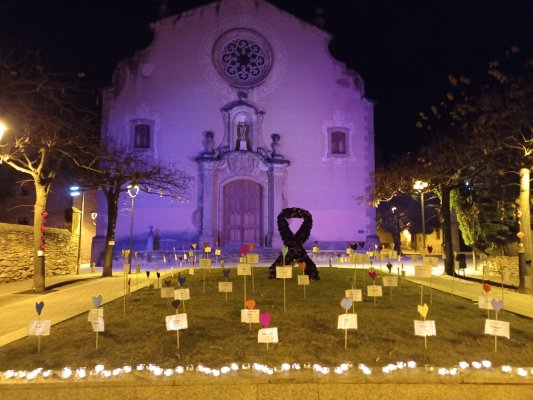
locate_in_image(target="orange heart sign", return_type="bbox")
[298,262,306,272]
[245,299,256,310]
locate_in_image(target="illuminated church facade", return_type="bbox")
[96,0,375,252]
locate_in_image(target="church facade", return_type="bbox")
[96,0,375,253]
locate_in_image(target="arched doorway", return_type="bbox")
[223,180,261,245]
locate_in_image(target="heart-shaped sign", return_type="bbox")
[281,246,289,258]
[245,299,256,310]
[35,301,44,316]
[482,283,492,293]
[92,295,102,308]
[368,270,377,280]
[340,297,353,310]
[146,271,150,278]
[156,272,161,279]
[427,245,433,254]
[178,275,186,287]
[491,299,504,313]
[222,269,230,278]
[298,262,306,272]
[386,262,393,272]
[240,245,249,256]
[171,299,181,309]
[259,313,271,328]
[163,279,171,287]
[417,303,429,319]
[348,276,355,286]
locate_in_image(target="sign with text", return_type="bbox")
[423,256,439,267]
[28,320,51,336]
[414,265,432,278]
[276,266,292,279]
[247,254,259,264]
[345,289,363,302]
[414,320,436,337]
[382,276,398,287]
[161,287,174,298]
[478,296,499,310]
[88,308,104,322]
[174,288,191,301]
[297,275,310,286]
[199,259,211,269]
[165,314,188,331]
[485,319,510,339]
[237,263,252,276]
[337,313,358,330]
[258,327,278,344]
[367,285,383,297]
[241,309,260,324]
[91,316,105,332]
[218,282,233,293]
[215,249,221,256]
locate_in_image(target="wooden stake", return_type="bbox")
[96,332,99,350]
[283,278,287,313]
[243,275,247,309]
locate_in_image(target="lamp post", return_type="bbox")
[70,185,85,275]
[127,184,140,266]
[413,180,429,254]
[0,121,7,142]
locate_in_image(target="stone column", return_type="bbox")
[270,161,289,248]
[198,160,217,245]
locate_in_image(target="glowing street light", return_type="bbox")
[0,121,7,142]
[127,184,140,266]
[413,180,429,253]
[70,185,85,275]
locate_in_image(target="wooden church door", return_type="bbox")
[223,180,261,245]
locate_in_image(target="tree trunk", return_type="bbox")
[518,168,532,292]
[33,182,48,292]
[102,191,119,277]
[441,185,455,276]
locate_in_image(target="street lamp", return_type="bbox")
[413,180,429,253]
[127,184,140,266]
[0,121,7,142]
[70,185,85,275]
[90,210,98,225]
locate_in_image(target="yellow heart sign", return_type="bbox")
[417,303,429,319]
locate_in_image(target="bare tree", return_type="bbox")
[0,52,96,292]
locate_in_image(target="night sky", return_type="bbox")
[1,0,531,164]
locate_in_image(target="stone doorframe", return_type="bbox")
[197,151,288,248]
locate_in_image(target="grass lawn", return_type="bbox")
[1,266,533,371]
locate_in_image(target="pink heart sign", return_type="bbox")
[259,313,271,328]
[491,299,504,313]
[368,270,377,281]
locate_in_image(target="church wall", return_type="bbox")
[99,0,375,250]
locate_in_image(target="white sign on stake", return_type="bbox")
[174,288,191,301]
[337,314,358,330]
[345,289,363,302]
[383,276,398,287]
[297,275,310,286]
[161,287,174,298]
[28,320,51,336]
[165,314,188,331]
[199,259,211,269]
[423,256,439,267]
[258,327,279,343]
[237,263,252,276]
[485,319,510,339]
[247,254,259,264]
[276,266,292,279]
[88,308,104,322]
[478,296,499,310]
[367,285,383,297]
[414,320,436,337]
[241,309,260,324]
[91,316,105,332]
[218,282,233,293]
[414,265,432,278]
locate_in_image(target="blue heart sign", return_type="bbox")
[92,295,103,308]
[35,301,45,316]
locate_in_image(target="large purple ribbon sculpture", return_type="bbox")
[269,207,320,280]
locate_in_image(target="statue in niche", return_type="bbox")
[235,121,251,151]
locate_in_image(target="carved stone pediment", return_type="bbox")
[221,151,263,176]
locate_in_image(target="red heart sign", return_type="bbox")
[368,270,377,280]
[483,284,491,293]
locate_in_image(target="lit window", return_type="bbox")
[330,130,346,155]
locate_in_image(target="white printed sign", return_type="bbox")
[258,327,279,343]
[215,249,221,256]
[88,308,104,322]
[276,266,293,279]
[423,256,439,267]
[247,254,259,264]
[367,285,383,297]
[414,265,432,278]
[485,319,510,339]
[165,314,188,331]
[414,320,436,337]
[237,263,252,276]
[174,288,191,301]
[241,309,260,324]
[345,289,363,302]
[312,246,319,253]
[218,282,233,293]
[91,316,105,332]
[478,296,499,310]
[297,275,310,286]
[28,320,51,336]
[199,259,211,269]
[161,287,174,298]
[337,313,358,330]
[204,247,212,253]
[383,276,398,287]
